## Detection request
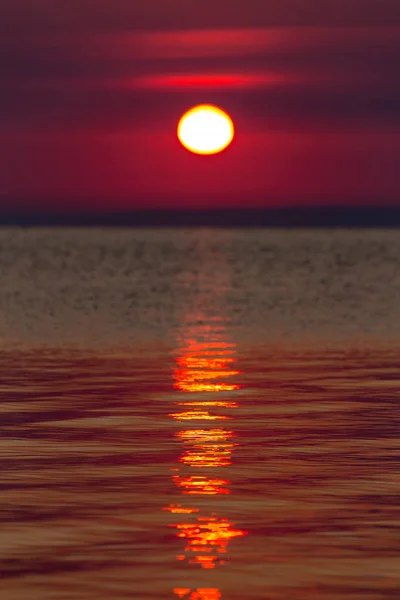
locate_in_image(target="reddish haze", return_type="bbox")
[0,22,399,211]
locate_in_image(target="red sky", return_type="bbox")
[0,2,399,211]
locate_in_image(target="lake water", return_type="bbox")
[1,228,399,599]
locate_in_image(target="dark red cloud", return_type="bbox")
[1,27,399,130]
[1,0,399,35]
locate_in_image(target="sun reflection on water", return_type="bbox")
[166,291,246,598]
[171,475,230,496]
[173,340,240,393]
[174,589,222,600]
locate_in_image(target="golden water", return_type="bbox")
[1,228,400,599]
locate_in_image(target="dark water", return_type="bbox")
[1,229,400,599]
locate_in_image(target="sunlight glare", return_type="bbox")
[177,105,234,155]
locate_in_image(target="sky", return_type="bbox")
[0,0,400,212]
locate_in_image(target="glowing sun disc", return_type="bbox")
[177,105,234,155]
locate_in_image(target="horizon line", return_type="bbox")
[1,206,400,227]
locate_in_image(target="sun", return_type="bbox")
[177,105,234,155]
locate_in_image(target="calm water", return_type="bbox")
[1,228,400,600]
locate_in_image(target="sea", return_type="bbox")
[0,228,399,600]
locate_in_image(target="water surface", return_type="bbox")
[1,228,399,599]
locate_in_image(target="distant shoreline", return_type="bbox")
[1,206,400,227]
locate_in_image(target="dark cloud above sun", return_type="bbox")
[1,27,399,130]
[1,0,399,34]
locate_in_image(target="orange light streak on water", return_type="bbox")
[171,516,246,569]
[168,257,246,595]
[172,475,231,495]
[174,588,222,600]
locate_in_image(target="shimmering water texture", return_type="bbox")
[0,229,400,599]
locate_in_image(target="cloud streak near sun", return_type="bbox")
[0,26,399,130]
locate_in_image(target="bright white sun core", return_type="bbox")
[177,105,235,155]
